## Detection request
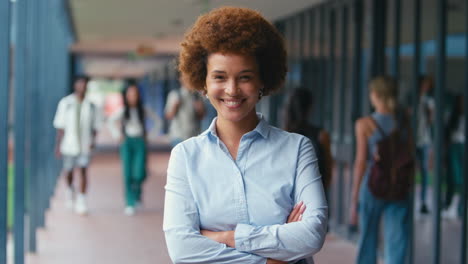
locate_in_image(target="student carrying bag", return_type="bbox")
[368,116,415,201]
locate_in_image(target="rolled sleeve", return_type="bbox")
[53,99,66,129]
[164,144,267,264]
[234,138,328,261]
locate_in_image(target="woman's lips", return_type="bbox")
[221,98,245,109]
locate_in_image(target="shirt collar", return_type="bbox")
[203,113,270,140]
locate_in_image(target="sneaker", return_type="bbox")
[420,204,430,214]
[65,187,75,209]
[124,206,135,216]
[442,209,457,219]
[75,194,88,215]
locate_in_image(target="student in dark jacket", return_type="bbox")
[284,88,333,193]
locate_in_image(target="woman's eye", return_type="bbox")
[213,75,225,80]
[239,75,252,81]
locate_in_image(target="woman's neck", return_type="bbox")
[374,103,392,114]
[215,111,259,158]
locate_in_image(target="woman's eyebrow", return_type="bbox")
[210,69,256,74]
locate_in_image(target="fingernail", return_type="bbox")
[300,203,306,212]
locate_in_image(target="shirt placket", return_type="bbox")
[217,138,250,225]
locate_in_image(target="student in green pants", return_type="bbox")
[444,95,465,219]
[108,81,151,216]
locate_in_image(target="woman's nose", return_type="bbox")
[224,79,239,96]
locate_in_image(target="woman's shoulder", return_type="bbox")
[269,125,311,145]
[355,116,377,137]
[173,133,211,152]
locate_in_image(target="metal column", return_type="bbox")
[36,0,48,230]
[368,0,387,79]
[13,0,29,262]
[433,0,447,263]
[409,0,421,263]
[336,4,349,226]
[0,0,11,262]
[317,5,326,126]
[351,0,363,124]
[27,0,40,252]
[327,8,336,133]
[461,1,468,263]
[392,0,401,81]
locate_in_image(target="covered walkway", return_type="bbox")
[2,0,468,263]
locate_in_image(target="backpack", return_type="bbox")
[368,117,415,201]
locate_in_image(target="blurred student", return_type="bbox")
[444,95,465,219]
[416,76,435,214]
[107,81,159,216]
[53,75,101,215]
[165,84,205,146]
[350,76,414,264]
[284,87,333,194]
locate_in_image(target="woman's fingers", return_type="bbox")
[287,201,306,223]
[287,202,301,222]
[266,259,288,264]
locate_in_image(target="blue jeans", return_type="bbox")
[416,145,430,204]
[357,176,409,264]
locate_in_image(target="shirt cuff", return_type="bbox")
[235,223,254,252]
[235,223,279,252]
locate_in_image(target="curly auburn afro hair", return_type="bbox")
[178,7,287,96]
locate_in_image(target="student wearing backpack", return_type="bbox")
[350,76,414,264]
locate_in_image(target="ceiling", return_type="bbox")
[69,0,324,55]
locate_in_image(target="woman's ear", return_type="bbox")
[202,87,208,98]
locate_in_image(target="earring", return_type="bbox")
[258,88,264,99]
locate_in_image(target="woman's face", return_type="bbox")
[126,85,139,107]
[74,79,87,98]
[205,52,263,123]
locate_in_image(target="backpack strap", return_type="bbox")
[370,117,387,137]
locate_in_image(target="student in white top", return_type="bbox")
[165,84,205,146]
[416,76,435,214]
[107,81,159,216]
[53,75,101,215]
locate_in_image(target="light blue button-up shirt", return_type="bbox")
[163,114,328,264]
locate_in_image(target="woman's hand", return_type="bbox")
[201,202,305,262]
[349,202,359,227]
[266,258,288,264]
[200,230,235,248]
[200,231,287,264]
[287,201,306,223]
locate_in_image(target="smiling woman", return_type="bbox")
[163,7,328,264]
